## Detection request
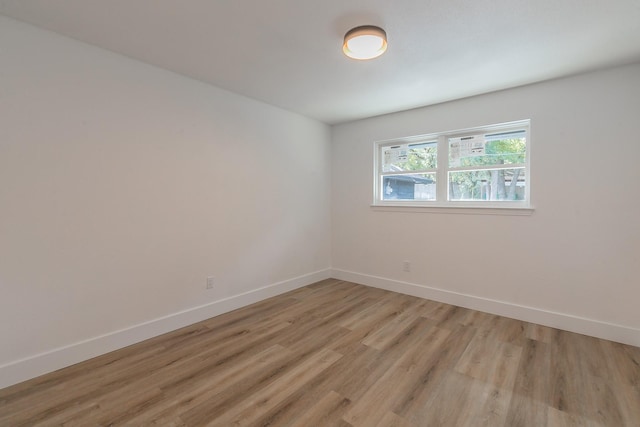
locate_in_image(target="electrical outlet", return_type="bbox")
[206,276,214,289]
[402,261,411,272]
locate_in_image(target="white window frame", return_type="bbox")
[373,120,532,212]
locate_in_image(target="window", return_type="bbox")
[374,120,530,209]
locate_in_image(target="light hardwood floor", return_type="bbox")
[1,279,639,426]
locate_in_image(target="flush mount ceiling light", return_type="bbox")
[343,25,387,60]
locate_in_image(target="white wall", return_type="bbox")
[0,16,331,387]
[332,63,640,346]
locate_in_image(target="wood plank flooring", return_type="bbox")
[1,279,639,426]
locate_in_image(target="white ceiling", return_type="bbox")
[2,0,640,124]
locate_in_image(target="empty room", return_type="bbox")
[1,1,639,426]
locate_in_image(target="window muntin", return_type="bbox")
[374,121,530,207]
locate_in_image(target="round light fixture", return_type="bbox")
[343,25,387,60]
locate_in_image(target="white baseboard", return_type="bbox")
[0,268,331,389]
[332,269,640,348]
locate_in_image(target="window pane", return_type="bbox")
[383,173,436,200]
[382,141,437,173]
[449,168,525,201]
[449,131,526,168]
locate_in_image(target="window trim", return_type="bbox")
[373,120,532,209]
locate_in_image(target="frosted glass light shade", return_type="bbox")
[343,26,387,60]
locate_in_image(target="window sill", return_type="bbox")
[370,203,534,216]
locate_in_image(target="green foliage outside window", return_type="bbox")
[450,137,526,200]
